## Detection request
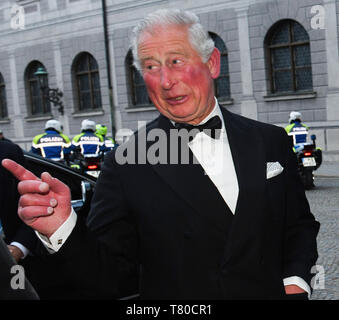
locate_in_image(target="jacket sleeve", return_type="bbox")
[282,130,320,287]
[42,151,139,299]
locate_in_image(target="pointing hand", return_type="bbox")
[2,158,72,238]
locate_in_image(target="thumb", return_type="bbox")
[40,171,69,195]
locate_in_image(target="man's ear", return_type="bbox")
[207,47,221,79]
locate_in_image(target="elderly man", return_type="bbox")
[2,9,319,300]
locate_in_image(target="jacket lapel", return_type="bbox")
[150,115,232,236]
[220,108,267,263]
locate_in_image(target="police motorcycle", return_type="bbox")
[68,150,103,178]
[295,135,322,190]
[286,111,322,190]
[69,123,117,177]
[68,119,107,178]
[80,153,103,178]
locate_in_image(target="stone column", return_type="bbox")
[9,51,24,139]
[323,0,339,120]
[53,40,70,135]
[236,7,258,120]
[109,31,122,135]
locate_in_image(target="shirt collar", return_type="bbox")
[198,97,225,130]
[170,97,225,131]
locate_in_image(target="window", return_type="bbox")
[265,20,313,94]
[25,61,51,116]
[72,52,102,111]
[126,50,151,107]
[0,73,7,119]
[16,0,39,14]
[210,33,230,100]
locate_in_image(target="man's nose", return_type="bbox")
[160,66,175,90]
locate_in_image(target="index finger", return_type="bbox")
[1,158,39,182]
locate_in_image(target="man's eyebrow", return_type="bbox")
[140,56,159,64]
[141,51,184,59]
[168,52,186,57]
[141,56,156,61]
[140,50,187,65]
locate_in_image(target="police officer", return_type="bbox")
[95,124,117,153]
[71,119,105,157]
[31,120,71,162]
[285,111,309,152]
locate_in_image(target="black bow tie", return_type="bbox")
[174,115,222,140]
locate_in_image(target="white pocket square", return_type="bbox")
[266,161,284,179]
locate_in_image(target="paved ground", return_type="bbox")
[307,161,339,300]
[315,160,339,177]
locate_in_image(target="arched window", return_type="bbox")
[265,20,313,94]
[126,50,151,107]
[0,73,7,119]
[72,52,102,111]
[210,33,230,100]
[25,61,51,116]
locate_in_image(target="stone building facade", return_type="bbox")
[0,0,338,151]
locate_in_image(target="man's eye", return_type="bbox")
[172,59,182,64]
[144,65,158,71]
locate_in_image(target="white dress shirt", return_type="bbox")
[10,241,29,259]
[187,99,239,214]
[37,98,310,296]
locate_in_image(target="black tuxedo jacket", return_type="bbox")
[0,141,37,251]
[47,108,319,299]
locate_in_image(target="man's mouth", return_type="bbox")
[166,95,188,104]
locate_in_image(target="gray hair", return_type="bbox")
[130,9,215,71]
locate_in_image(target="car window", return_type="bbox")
[23,154,95,201]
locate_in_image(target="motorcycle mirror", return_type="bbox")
[311,134,316,141]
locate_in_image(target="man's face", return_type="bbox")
[138,24,220,125]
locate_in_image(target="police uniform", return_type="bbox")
[31,130,71,161]
[71,131,105,157]
[285,122,309,152]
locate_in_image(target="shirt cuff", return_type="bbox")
[283,276,311,299]
[35,208,77,253]
[9,242,30,259]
